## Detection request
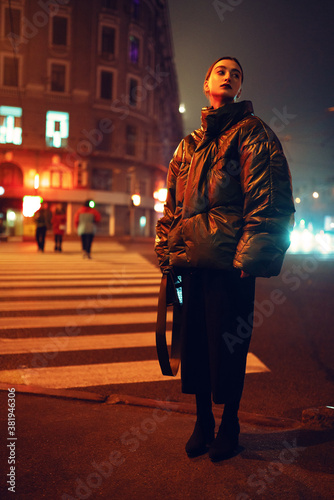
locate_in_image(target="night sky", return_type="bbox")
[168,0,334,191]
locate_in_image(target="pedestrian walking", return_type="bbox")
[74,200,101,259]
[52,205,66,252]
[34,201,52,252]
[155,57,295,462]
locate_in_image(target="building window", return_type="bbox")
[52,16,68,46]
[129,35,140,65]
[128,77,140,107]
[102,0,117,9]
[126,125,136,156]
[139,179,147,196]
[131,0,140,20]
[50,169,62,188]
[4,7,21,38]
[75,161,88,187]
[50,63,66,92]
[0,162,23,187]
[126,173,132,194]
[95,119,113,152]
[45,111,69,148]
[99,70,114,100]
[101,26,115,58]
[0,106,22,145]
[92,168,112,191]
[2,56,19,87]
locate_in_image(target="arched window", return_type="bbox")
[0,162,23,186]
[40,164,73,189]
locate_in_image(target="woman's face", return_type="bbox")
[204,59,242,107]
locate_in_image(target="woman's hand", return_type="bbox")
[240,270,250,278]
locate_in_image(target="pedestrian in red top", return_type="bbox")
[74,200,101,259]
[52,205,66,252]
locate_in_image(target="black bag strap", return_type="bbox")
[156,272,182,376]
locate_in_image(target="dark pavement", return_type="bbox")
[0,239,333,498]
[0,385,333,500]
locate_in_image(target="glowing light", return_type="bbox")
[154,202,164,213]
[34,174,39,189]
[22,196,42,217]
[46,111,69,148]
[295,197,301,204]
[0,186,4,195]
[324,216,334,231]
[179,103,186,114]
[312,191,319,199]
[4,151,13,161]
[131,194,141,206]
[315,232,332,254]
[139,216,146,228]
[154,188,167,202]
[289,229,334,254]
[7,210,16,222]
[299,219,305,229]
[88,200,95,208]
[0,106,22,145]
[52,155,61,165]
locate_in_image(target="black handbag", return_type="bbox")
[155,270,182,376]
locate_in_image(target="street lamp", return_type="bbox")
[130,194,141,237]
[153,188,167,213]
[131,194,141,207]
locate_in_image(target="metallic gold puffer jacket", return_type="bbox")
[155,101,295,277]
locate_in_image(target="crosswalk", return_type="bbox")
[0,240,269,391]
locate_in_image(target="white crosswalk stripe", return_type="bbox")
[0,240,270,390]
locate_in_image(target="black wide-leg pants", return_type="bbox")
[179,268,256,405]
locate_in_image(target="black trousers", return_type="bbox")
[179,268,256,405]
[36,226,47,251]
[54,235,63,249]
[81,234,94,254]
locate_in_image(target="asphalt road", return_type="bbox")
[0,238,333,500]
[0,238,333,422]
[99,245,334,421]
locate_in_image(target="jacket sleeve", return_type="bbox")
[93,208,101,223]
[155,140,184,271]
[233,123,295,277]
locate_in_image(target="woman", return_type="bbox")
[155,57,295,461]
[52,205,66,252]
[74,200,101,259]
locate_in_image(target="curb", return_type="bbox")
[106,394,300,430]
[0,383,300,430]
[0,383,106,402]
[302,406,334,430]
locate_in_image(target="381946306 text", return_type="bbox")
[7,388,16,493]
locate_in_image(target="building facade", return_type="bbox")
[0,0,183,238]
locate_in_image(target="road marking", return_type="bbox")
[0,277,161,288]
[0,240,271,389]
[0,332,163,353]
[0,311,171,329]
[0,296,158,312]
[0,285,160,298]
[0,354,269,388]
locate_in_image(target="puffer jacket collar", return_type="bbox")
[201,100,254,138]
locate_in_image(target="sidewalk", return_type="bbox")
[0,385,333,500]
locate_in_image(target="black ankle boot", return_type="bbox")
[185,414,215,458]
[208,418,240,462]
